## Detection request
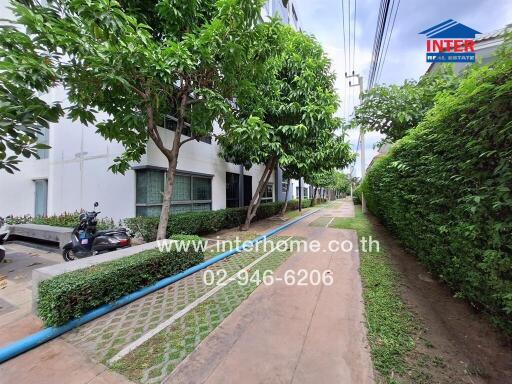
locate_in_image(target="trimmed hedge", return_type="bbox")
[125,199,313,242]
[37,235,205,326]
[6,211,114,229]
[353,186,362,205]
[361,49,512,333]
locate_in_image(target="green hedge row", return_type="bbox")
[125,199,313,242]
[37,235,205,326]
[361,49,512,332]
[353,186,362,205]
[6,212,115,229]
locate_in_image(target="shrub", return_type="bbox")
[125,201,296,242]
[37,235,205,326]
[353,186,362,205]
[6,212,115,230]
[362,48,512,333]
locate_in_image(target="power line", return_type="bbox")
[341,0,348,119]
[348,0,352,80]
[368,0,392,89]
[375,0,400,85]
[352,0,357,75]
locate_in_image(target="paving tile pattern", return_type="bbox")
[111,244,294,384]
[63,236,293,368]
[309,216,333,227]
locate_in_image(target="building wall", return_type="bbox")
[143,124,273,212]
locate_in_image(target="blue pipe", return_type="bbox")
[0,208,319,363]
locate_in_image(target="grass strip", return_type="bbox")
[110,239,297,383]
[330,206,415,382]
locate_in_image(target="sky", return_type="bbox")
[293,0,512,177]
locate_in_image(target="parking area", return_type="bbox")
[0,242,61,346]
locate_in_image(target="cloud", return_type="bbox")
[294,0,510,176]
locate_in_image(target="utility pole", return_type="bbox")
[346,71,367,213]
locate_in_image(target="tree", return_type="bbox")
[219,27,352,230]
[1,0,268,239]
[304,134,355,206]
[353,66,458,142]
[0,25,63,173]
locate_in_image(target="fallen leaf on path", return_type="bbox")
[0,275,6,289]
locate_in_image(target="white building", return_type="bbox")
[0,0,304,221]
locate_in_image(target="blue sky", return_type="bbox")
[294,0,512,177]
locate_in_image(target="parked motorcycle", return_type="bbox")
[0,216,9,264]
[62,202,131,262]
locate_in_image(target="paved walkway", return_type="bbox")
[0,201,374,383]
[0,243,61,346]
[166,201,374,384]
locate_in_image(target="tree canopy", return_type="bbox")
[218,26,352,228]
[353,67,458,143]
[1,0,274,237]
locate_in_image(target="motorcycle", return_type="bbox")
[62,202,131,262]
[0,217,9,264]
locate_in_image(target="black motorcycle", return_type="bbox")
[62,202,131,262]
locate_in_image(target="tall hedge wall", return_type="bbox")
[362,49,512,332]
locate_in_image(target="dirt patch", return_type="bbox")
[367,213,512,384]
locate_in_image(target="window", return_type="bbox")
[282,179,289,193]
[36,128,49,159]
[164,116,212,144]
[34,179,48,216]
[262,183,274,203]
[135,169,212,216]
[136,169,165,217]
[226,172,240,208]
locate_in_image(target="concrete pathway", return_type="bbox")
[0,243,61,346]
[0,201,374,384]
[166,200,374,384]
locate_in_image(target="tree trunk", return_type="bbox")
[154,90,187,240]
[310,186,318,207]
[156,157,178,239]
[280,178,291,216]
[298,178,302,212]
[241,156,277,231]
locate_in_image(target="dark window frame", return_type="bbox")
[135,168,213,216]
[164,116,212,145]
[261,183,274,203]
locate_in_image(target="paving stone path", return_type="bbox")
[1,201,374,384]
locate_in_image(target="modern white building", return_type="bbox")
[0,0,305,221]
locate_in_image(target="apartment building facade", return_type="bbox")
[0,0,305,221]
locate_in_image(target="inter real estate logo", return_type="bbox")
[419,19,481,63]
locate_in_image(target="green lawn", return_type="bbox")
[330,206,416,382]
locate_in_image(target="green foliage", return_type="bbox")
[218,25,352,227]
[37,235,205,326]
[125,200,311,242]
[331,207,415,377]
[362,48,512,333]
[0,19,63,172]
[6,212,114,229]
[353,185,362,205]
[0,0,267,172]
[354,66,458,143]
